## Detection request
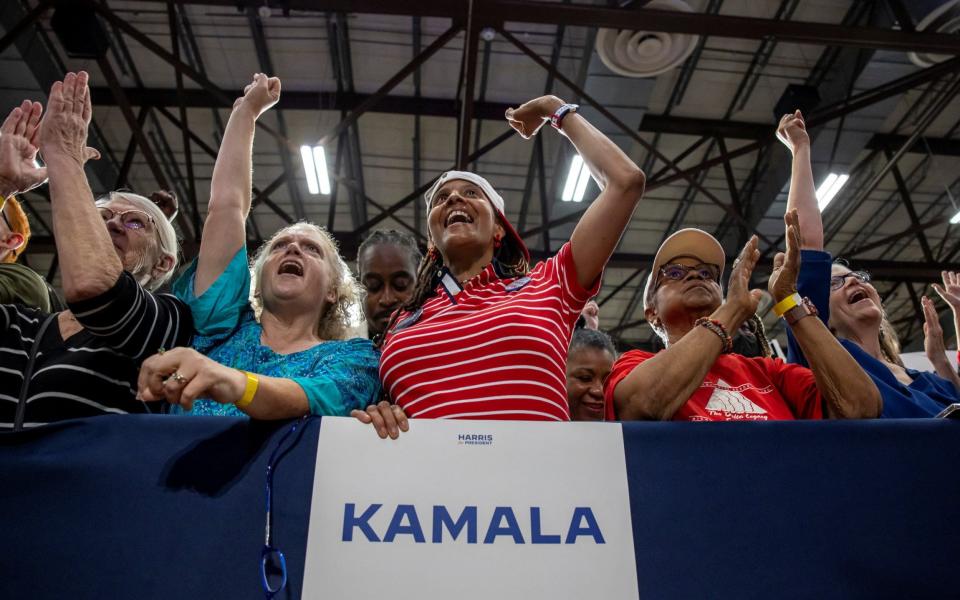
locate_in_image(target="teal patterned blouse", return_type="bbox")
[170,247,380,417]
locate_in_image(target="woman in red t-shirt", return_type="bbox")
[353,95,646,437]
[605,212,881,422]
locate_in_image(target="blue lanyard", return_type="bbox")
[261,416,311,598]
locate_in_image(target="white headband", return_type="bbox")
[423,170,505,214]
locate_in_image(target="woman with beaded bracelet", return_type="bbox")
[354,95,646,438]
[604,213,881,422]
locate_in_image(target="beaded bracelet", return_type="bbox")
[695,317,733,353]
[550,103,579,130]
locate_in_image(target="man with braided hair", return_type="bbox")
[357,229,421,340]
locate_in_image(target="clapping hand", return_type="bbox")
[922,296,949,367]
[37,72,101,167]
[769,209,802,303]
[0,100,48,197]
[932,271,960,315]
[723,235,764,324]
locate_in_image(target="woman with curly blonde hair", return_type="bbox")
[137,74,379,418]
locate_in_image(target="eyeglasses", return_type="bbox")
[657,263,721,288]
[830,270,871,291]
[261,416,311,599]
[98,207,156,233]
[0,195,11,232]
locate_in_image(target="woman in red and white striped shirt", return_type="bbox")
[353,95,645,437]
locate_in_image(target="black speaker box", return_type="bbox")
[773,84,821,120]
[50,3,110,59]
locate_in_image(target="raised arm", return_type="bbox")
[193,73,280,296]
[613,239,763,420]
[930,271,960,390]
[38,72,118,301]
[770,210,881,418]
[0,100,48,200]
[505,96,645,288]
[777,110,823,250]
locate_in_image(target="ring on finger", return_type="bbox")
[168,371,187,384]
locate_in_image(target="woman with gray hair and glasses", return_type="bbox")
[777,109,960,417]
[0,72,192,429]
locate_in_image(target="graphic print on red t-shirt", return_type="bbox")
[381,242,600,421]
[603,350,824,422]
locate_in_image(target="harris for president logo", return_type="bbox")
[457,433,493,446]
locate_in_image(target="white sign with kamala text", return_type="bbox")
[302,417,639,599]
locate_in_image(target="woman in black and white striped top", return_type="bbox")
[0,72,193,430]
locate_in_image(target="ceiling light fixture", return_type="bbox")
[815,172,849,212]
[300,144,331,195]
[561,154,592,203]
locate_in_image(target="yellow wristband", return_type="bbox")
[235,371,259,409]
[773,293,802,318]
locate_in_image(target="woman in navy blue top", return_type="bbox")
[776,110,960,417]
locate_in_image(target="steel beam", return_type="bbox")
[317,24,461,148]
[884,147,934,262]
[152,106,295,225]
[248,7,307,220]
[498,26,775,247]
[456,4,480,169]
[649,55,960,191]
[121,0,960,53]
[355,128,514,235]
[170,2,201,238]
[96,59,173,201]
[115,105,151,189]
[0,0,52,55]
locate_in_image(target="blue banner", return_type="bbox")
[1,415,958,599]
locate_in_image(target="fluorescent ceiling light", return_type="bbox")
[561,154,591,203]
[300,144,331,195]
[950,209,960,225]
[815,172,849,212]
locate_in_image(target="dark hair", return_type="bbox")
[735,314,772,358]
[376,219,530,348]
[569,328,617,358]
[148,189,178,221]
[357,229,422,276]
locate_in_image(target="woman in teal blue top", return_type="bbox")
[776,110,960,417]
[136,74,379,417]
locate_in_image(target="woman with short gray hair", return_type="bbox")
[95,190,179,290]
[0,72,193,429]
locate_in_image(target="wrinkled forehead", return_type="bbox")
[271,226,332,251]
[831,263,852,276]
[97,197,139,213]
